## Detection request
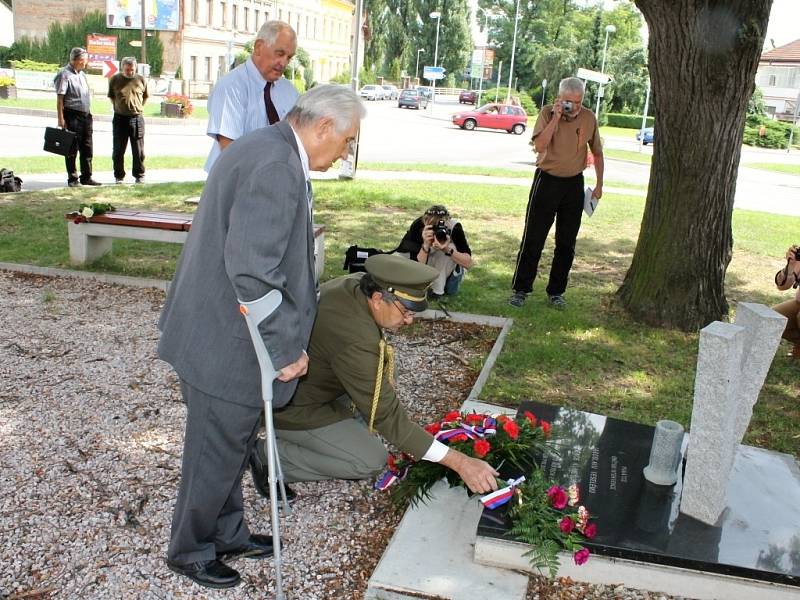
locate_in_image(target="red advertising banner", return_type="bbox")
[86,34,118,69]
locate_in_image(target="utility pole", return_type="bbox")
[140,0,147,67]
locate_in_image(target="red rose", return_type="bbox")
[547,485,568,509]
[387,454,397,471]
[473,439,491,458]
[559,516,574,533]
[540,420,551,436]
[524,411,537,426]
[444,411,461,422]
[450,433,468,443]
[502,420,520,440]
[573,548,590,565]
[584,522,597,539]
[425,422,441,435]
[496,414,509,424]
[73,218,82,224]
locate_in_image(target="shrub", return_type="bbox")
[743,116,799,149]
[604,112,655,129]
[0,75,15,87]
[482,86,538,118]
[9,59,60,72]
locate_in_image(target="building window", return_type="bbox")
[190,56,198,81]
[205,57,212,81]
[206,0,213,25]
[219,55,227,78]
[191,0,199,22]
[313,17,317,39]
[221,2,227,27]
[278,8,282,20]
[305,16,309,37]
[244,7,249,31]
[768,74,776,86]
[232,4,238,29]
[255,9,259,30]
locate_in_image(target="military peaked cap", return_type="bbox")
[365,254,438,312]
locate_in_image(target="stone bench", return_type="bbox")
[65,209,326,281]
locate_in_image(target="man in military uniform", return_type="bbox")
[251,254,500,494]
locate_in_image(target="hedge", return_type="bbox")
[605,112,654,129]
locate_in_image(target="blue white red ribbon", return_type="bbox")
[480,476,526,510]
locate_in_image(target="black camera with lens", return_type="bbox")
[795,247,800,260]
[434,219,451,243]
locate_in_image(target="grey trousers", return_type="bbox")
[275,418,388,483]
[167,380,263,565]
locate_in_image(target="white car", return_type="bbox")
[381,84,399,100]
[359,85,381,101]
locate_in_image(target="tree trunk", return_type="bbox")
[618,0,772,331]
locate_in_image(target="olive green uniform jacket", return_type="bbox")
[274,274,434,459]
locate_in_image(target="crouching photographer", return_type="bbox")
[773,244,800,359]
[397,205,473,299]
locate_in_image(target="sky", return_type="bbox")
[469,0,799,51]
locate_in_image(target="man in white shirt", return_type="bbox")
[204,20,299,171]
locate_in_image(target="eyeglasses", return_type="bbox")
[392,300,414,321]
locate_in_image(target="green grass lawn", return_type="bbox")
[0,96,208,120]
[3,155,207,174]
[745,162,800,176]
[1,180,797,457]
[604,148,652,164]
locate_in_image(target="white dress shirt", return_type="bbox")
[204,58,299,172]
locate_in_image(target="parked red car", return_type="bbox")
[458,90,477,104]
[452,103,528,134]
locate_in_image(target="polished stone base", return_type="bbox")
[475,401,800,595]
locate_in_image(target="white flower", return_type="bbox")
[81,207,94,219]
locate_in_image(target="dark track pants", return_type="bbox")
[167,380,262,565]
[511,168,584,296]
[112,114,145,180]
[63,108,93,184]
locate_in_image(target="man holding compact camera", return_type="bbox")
[508,77,604,309]
[773,244,800,358]
[397,204,473,299]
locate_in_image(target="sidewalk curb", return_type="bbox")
[0,262,170,291]
[0,106,206,126]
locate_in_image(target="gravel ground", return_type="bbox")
[0,270,683,600]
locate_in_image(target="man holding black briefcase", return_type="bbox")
[54,48,101,188]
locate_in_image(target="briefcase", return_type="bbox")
[43,127,77,156]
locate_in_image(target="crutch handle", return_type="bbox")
[238,289,282,402]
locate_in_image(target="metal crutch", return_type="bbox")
[238,289,291,600]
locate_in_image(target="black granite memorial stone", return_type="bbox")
[476,401,800,586]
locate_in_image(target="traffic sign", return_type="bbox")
[423,65,445,80]
[102,60,120,78]
[576,67,612,85]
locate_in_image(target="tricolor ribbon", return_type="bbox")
[480,476,526,510]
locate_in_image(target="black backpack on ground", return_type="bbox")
[0,169,22,193]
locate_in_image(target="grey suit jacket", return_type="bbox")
[158,121,317,408]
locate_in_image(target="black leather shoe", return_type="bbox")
[249,448,298,503]
[218,534,276,561]
[80,179,102,186]
[166,559,240,589]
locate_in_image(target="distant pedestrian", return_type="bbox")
[55,47,100,187]
[508,77,604,310]
[108,57,149,184]
[204,20,299,171]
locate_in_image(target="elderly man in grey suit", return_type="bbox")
[158,85,365,590]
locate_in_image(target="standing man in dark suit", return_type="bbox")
[158,85,365,589]
[55,47,101,187]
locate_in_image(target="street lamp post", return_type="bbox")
[506,0,520,102]
[541,79,547,109]
[415,48,425,83]
[430,11,441,107]
[595,24,616,120]
[495,60,502,102]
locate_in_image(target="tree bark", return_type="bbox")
[618,0,772,331]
